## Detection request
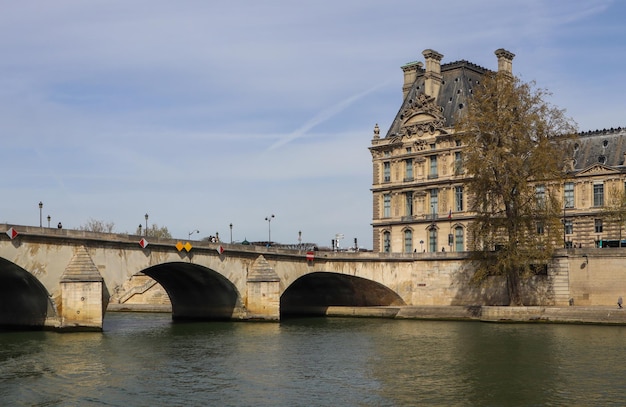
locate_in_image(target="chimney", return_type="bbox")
[422,49,443,100]
[401,61,423,100]
[495,48,515,75]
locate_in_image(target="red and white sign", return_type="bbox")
[6,227,18,240]
[216,245,224,254]
[139,238,149,248]
[306,251,314,261]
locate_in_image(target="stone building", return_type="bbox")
[370,48,626,253]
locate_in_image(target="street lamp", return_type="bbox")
[38,201,43,228]
[144,213,149,236]
[138,224,142,236]
[188,229,199,239]
[265,214,275,246]
[47,215,51,228]
[229,223,233,244]
[298,230,302,252]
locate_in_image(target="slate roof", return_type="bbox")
[571,127,626,171]
[386,60,488,138]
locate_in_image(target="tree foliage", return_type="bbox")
[455,72,577,305]
[79,218,116,233]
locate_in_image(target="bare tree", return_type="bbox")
[135,224,172,239]
[79,218,115,233]
[455,71,577,305]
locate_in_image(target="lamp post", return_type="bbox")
[298,230,302,252]
[188,229,199,239]
[265,214,274,247]
[144,213,149,236]
[229,223,233,244]
[138,224,142,236]
[47,215,51,228]
[38,201,43,228]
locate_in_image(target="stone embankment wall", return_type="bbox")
[565,249,626,306]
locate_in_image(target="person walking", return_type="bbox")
[618,296,623,309]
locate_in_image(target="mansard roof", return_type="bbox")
[385,60,489,138]
[571,127,626,171]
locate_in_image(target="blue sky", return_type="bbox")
[1,0,625,248]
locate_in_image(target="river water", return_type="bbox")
[1,313,625,406]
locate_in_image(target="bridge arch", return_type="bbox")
[280,272,406,317]
[141,262,245,321]
[0,257,57,329]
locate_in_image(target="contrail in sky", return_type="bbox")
[267,80,391,151]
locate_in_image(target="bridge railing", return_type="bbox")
[0,223,470,261]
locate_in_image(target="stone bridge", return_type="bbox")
[2,224,624,331]
[0,224,475,330]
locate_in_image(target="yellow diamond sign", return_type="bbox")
[175,241,184,251]
[184,242,192,252]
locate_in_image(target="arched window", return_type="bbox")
[404,229,413,253]
[429,227,437,252]
[455,226,464,252]
[383,231,391,253]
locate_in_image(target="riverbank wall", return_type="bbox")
[107,303,626,325]
[323,305,626,325]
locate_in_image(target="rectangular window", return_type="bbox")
[383,194,391,218]
[594,183,604,207]
[430,189,438,219]
[406,147,412,153]
[536,221,544,235]
[455,186,464,212]
[564,182,574,208]
[454,152,463,175]
[565,219,573,235]
[595,219,603,234]
[383,162,391,182]
[429,228,437,252]
[383,231,391,253]
[429,156,438,179]
[405,191,413,217]
[405,159,413,181]
[404,229,413,253]
[455,227,464,252]
[535,185,545,207]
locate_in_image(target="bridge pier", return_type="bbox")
[59,246,109,331]
[246,255,281,320]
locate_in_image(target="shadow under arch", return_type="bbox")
[280,271,406,317]
[141,262,243,321]
[0,257,56,330]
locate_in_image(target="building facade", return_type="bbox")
[370,48,626,253]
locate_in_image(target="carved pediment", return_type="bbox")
[576,163,620,177]
[399,93,446,138]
